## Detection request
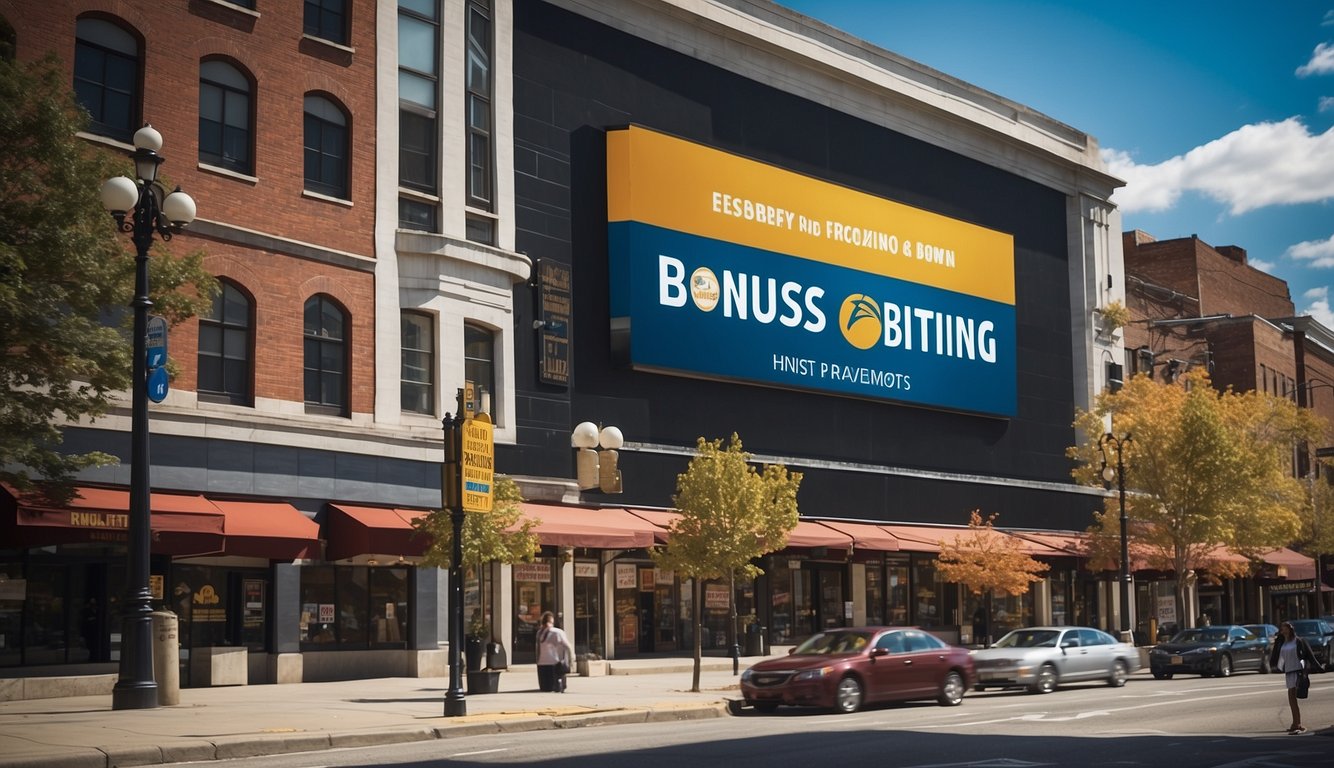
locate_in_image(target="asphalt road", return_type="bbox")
[179,673,1334,768]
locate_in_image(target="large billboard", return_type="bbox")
[607,125,1016,417]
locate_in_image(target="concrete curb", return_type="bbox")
[0,702,732,768]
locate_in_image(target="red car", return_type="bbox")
[740,627,975,714]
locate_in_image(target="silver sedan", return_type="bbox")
[971,626,1141,694]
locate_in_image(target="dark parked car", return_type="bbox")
[740,627,975,714]
[1244,623,1279,649]
[1149,625,1269,678]
[1289,619,1334,671]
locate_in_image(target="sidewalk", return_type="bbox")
[0,655,763,768]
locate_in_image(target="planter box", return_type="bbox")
[466,669,501,694]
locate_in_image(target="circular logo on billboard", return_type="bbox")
[839,294,882,350]
[690,268,720,312]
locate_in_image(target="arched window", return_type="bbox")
[199,60,253,174]
[464,322,495,418]
[197,280,253,404]
[401,311,435,415]
[73,17,140,142]
[304,294,348,414]
[304,94,349,199]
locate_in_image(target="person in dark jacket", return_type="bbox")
[1270,621,1323,734]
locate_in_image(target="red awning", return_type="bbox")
[520,503,658,549]
[784,520,855,551]
[1008,530,1088,557]
[622,508,679,544]
[815,520,901,552]
[325,504,430,561]
[208,500,320,560]
[879,524,967,553]
[1258,547,1316,580]
[2,483,225,555]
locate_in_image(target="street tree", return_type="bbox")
[652,434,801,692]
[0,54,215,499]
[1070,370,1321,627]
[935,510,1048,645]
[413,475,540,638]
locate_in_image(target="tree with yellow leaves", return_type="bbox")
[653,434,801,692]
[936,511,1049,645]
[1070,370,1321,627]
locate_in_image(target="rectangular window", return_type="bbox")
[464,323,495,419]
[401,312,435,414]
[304,0,348,45]
[399,197,437,231]
[465,0,493,216]
[399,0,440,231]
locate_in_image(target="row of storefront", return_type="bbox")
[3,482,1323,685]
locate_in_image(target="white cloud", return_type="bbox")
[1304,297,1334,327]
[1286,234,1334,267]
[1249,257,1277,273]
[1325,10,1334,26]
[1103,118,1334,214]
[1298,42,1334,76]
[1304,286,1329,301]
[1322,96,1334,112]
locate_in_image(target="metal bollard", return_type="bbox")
[152,611,180,706]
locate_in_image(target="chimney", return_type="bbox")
[1216,245,1247,265]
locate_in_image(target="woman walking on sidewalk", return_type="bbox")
[536,611,575,693]
[1270,620,1322,734]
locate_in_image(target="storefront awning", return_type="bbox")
[521,503,658,549]
[622,508,679,544]
[325,504,430,561]
[1257,547,1316,580]
[1007,530,1088,557]
[878,524,966,553]
[810,520,900,552]
[1,483,226,555]
[208,500,320,560]
[785,521,855,552]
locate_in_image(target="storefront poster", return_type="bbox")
[705,584,730,610]
[615,563,637,589]
[639,568,656,592]
[656,568,674,585]
[574,562,598,579]
[514,562,551,583]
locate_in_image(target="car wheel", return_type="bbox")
[834,675,863,714]
[1108,659,1128,687]
[1027,664,1058,694]
[1214,655,1232,678]
[938,671,965,706]
[752,701,778,713]
[1152,671,1173,680]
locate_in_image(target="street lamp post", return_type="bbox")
[1101,432,1133,644]
[100,125,196,710]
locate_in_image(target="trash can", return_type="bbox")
[744,623,767,656]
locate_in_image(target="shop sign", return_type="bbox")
[1268,579,1316,594]
[615,563,637,589]
[656,568,675,585]
[513,562,552,583]
[607,125,1017,417]
[461,416,494,513]
[319,603,335,623]
[574,562,598,579]
[639,568,656,591]
[704,583,730,610]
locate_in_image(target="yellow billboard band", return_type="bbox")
[607,125,1014,305]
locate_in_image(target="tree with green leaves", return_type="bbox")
[412,475,541,638]
[652,434,801,692]
[936,511,1048,646]
[1,54,215,499]
[1070,371,1322,627]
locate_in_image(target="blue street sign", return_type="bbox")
[146,366,169,403]
[146,315,168,369]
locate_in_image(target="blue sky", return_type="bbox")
[776,1,1334,324]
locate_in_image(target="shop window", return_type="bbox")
[573,560,601,656]
[73,16,140,143]
[171,564,229,651]
[369,568,409,645]
[911,558,942,627]
[464,322,495,419]
[513,559,554,664]
[336,566,369,646]
[299,565,408,650]
[864,564,884,625]
[886,558,909,625]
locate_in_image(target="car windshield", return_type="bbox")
[1172,628,1229,643]
[1291,621,1325,638]
[993,629,1059,648]
[792,631,874,655]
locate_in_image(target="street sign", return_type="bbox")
[145,315,168,369]
[460,414,494,513]
[146,366,169,403]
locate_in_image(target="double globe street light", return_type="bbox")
[99,125,196,710]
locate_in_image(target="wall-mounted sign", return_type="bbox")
[615,563,637,589]
[607,125,1016,417]
[513,562,552,583]
[537,259,571,386]
[574,562,599,579]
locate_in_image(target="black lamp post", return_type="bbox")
[441,412,467,717]
[1100,432,1133,643]
[100,125,196,710]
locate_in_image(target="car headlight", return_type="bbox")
[1183,647,1216,654]
[794,666,833,681]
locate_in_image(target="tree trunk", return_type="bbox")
[692,578,702,693]
[985,591,995,647]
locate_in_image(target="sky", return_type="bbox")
[775,1,1334,324]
